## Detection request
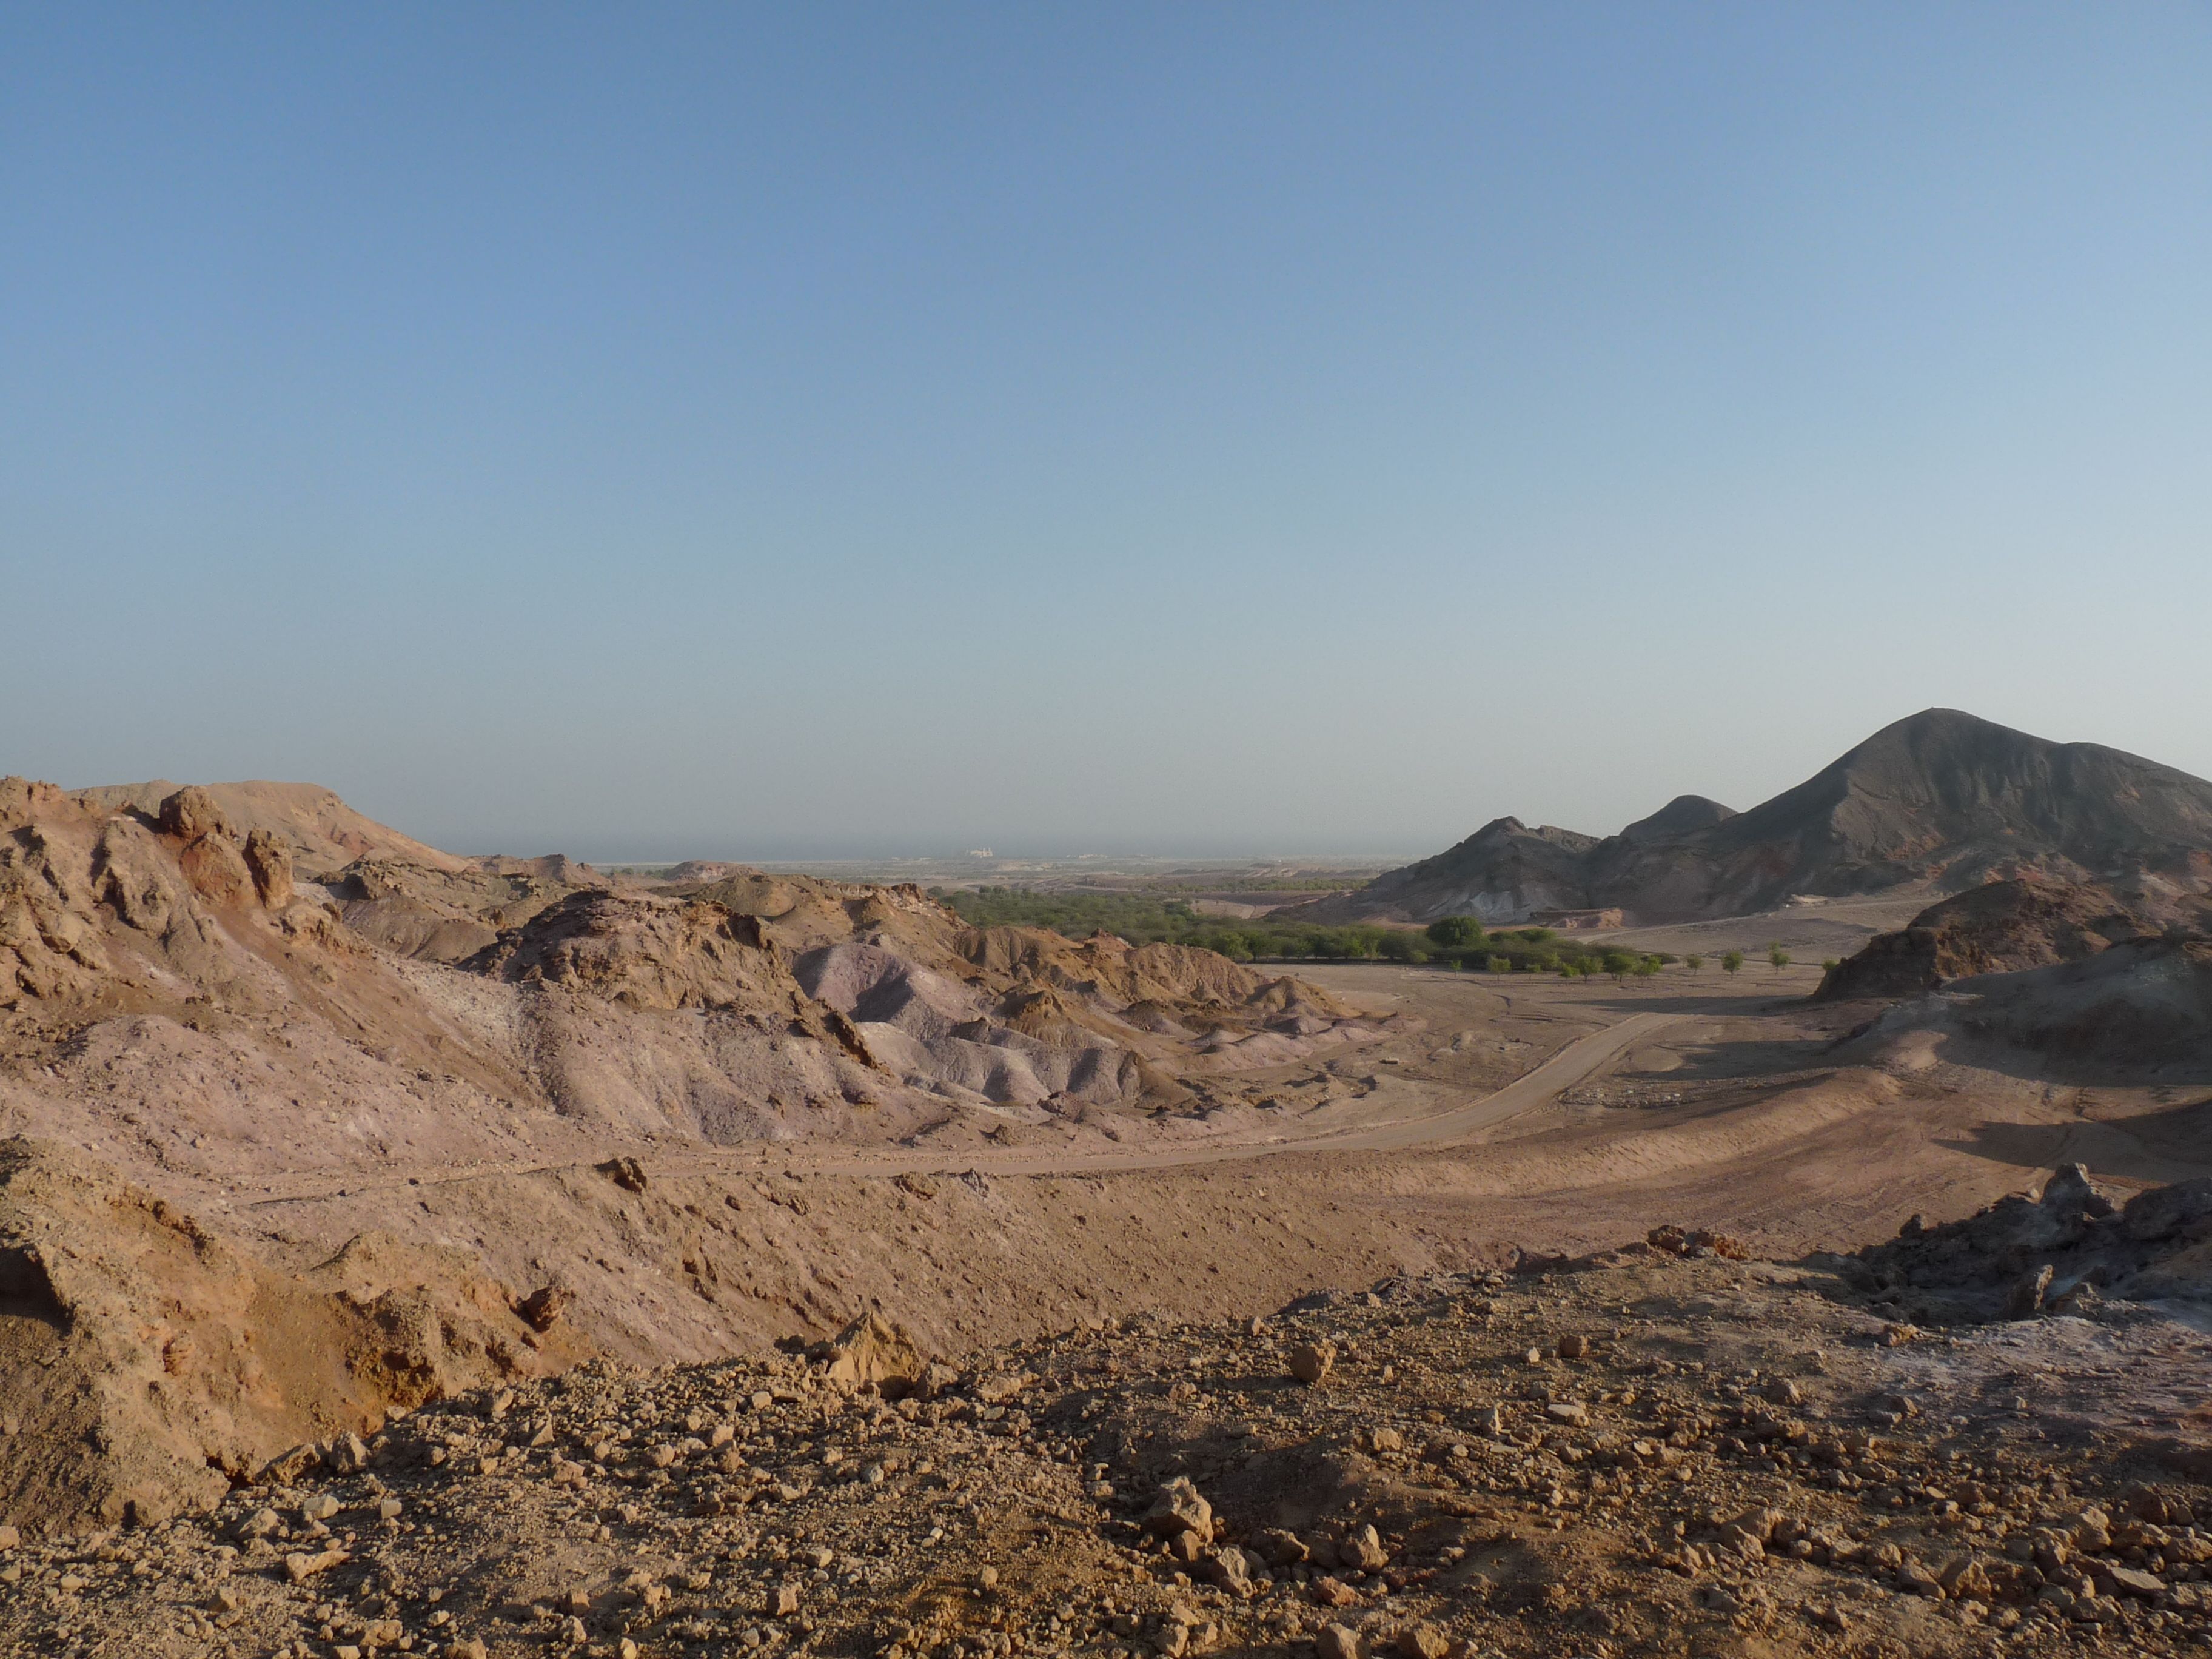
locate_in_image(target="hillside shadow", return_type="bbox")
[1937,1095,2212,1184]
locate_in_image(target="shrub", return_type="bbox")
[1425,915,1486,950]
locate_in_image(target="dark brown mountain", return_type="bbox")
[1814,877,2174,1001]
[1299,709,2212,925]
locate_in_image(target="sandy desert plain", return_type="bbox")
[4,710,2212,1659]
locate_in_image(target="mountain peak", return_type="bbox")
[1319,711,2212,927]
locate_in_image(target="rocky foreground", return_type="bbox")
[7,1178,2211,1659]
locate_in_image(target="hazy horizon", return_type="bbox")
[8,7,2210,860]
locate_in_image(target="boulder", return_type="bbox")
[243,828,295,908]
[2040,1164,2114,1221]
[2122,1178,2212,1244]
[815,1313,928,1396]
[176,831,255,907]
[157,788,233,842]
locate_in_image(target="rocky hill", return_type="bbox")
[1299,711,2212,927]
[1816,876,2212,1002]
[0,775,1386,1529]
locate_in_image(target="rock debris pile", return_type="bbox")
[8,1235,2210,1659]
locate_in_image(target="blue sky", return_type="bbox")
[5,5,2210,859]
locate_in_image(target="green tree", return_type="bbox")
[1683,954,1705,972]
[1768,943,1791,973]
[1600,949,1636,984]
[1632,957,1660,982]
[1425,915,1486,950]
[1486,954,1511,974]
[1721,950,1745,976]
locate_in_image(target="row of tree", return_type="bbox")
[935,890,1813,979]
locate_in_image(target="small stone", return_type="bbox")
[1545,1401,1589,1427]
[377,1498,403,1521]
[518,1282,571,1331]
[2108,1566,2166,1598]
[2004,1265,2055,1321]
[1339,1523,1389,1572]
[1201,1545,1255,1598]
[283,1548,349,1583]
[1555,1333,1588,1360]
[1394,1623,1449,1659]
[1763,1378,1803,1406]
[1289,1342,1336,1386]
[1317,1622,1362,1659]
[1257,1528,1309,1567]
[236,1508,281,1541]
[773,1584,801,1617]
[1145,1476,1214,1543]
